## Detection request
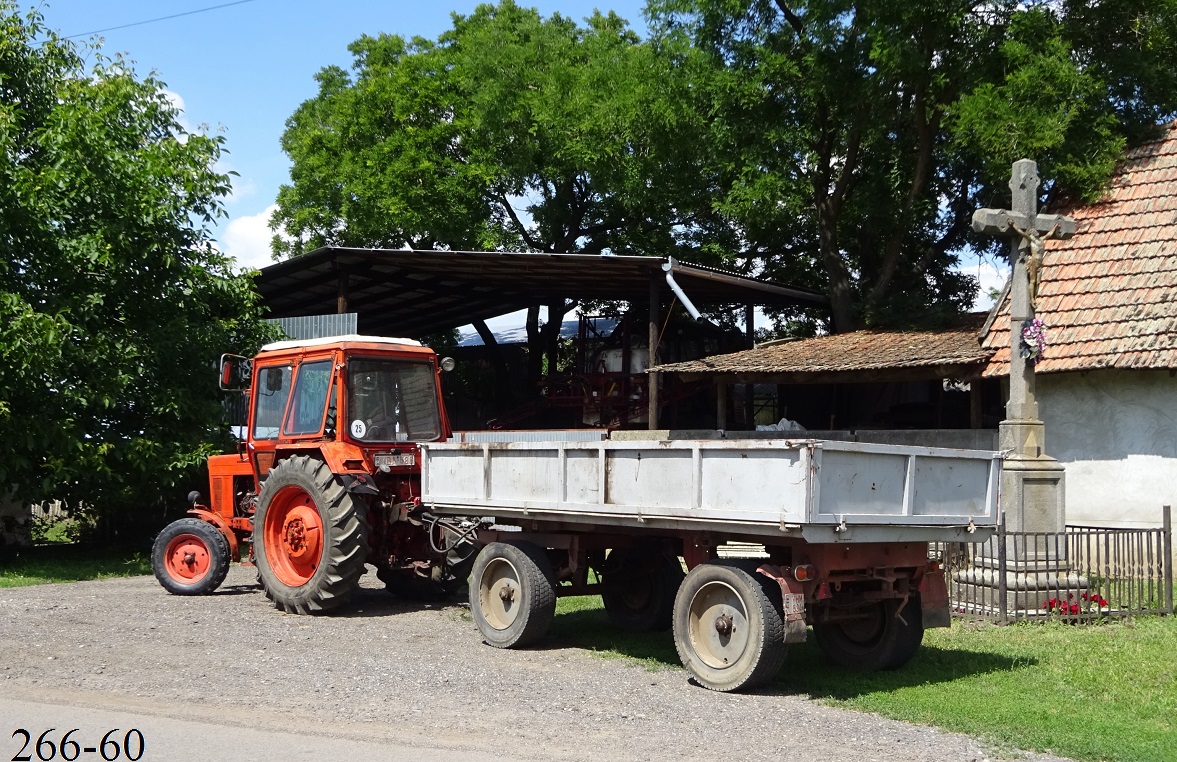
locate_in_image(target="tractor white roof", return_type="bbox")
[261,334,423,352]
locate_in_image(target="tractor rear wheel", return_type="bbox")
[253,455,370,614]
[152,518,230,595]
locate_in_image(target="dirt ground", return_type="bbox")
[0,566,1071,762]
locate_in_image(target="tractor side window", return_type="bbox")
[252,364,292,440]
[283,360,333,436]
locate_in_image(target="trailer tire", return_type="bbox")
[601,548,685,632]
[672,561,786,692]
[253,455,370,614]
[469,541,556,649]
[152,518,231,595]
[813,593,925,671]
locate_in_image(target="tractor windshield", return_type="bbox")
[347,358,441,443]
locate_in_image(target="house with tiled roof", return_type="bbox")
[651,123,1177,530]
[977,122,1177,529]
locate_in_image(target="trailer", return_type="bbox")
[421,435,999,691]
[151,335,1000,693]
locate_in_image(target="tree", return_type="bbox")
[0,5,275,534]
[650,0,1177,332]
[272,1,718,386]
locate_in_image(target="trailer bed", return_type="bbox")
[421,438,1000,543]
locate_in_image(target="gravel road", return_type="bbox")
[1,566,1071,762]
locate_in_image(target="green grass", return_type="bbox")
[0,546,152,587]
[552,596,1177,762]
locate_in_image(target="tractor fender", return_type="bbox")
[273,442,371,477]
[187,508,241,561]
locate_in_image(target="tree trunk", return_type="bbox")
[817,199,857,333]
[472,319,513,408]
[542,301,568,376]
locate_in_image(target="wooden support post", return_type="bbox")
[744,304,755,428]
[717,382,728,430]
[970,381,983,429]
[336,270,350,314]
[648,274,660,430]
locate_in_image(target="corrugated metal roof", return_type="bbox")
[982,123,1177,376]
[653,314,990,379]
[270,313,357,341]
[254,248,827,339]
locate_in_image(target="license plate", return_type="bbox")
[375,453,415,468]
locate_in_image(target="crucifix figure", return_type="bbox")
[972,159,1076,428]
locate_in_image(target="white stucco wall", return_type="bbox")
[1039,369,1177,529]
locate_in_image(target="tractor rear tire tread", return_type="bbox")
[254,454,370,614]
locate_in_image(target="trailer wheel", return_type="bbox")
[152,518,230,595]
[469,541,556,648]
[601,548,685,632]
[672,562,786,692]
[253,455,370,614]
[813,594,924,671]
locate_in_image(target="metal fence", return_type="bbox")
[936,505,1173,624]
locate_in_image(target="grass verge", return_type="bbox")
[552,596,1177,762]
[0,545,151,587]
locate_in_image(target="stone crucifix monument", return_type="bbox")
[968,159,1083,613]
[973,159,1076,537]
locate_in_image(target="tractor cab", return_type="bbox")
[223,335,451,486]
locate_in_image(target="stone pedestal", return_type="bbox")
[954,425,1086,618]
[953,565,1088,618]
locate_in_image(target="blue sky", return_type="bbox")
[28,0,649,272]
[26,0,1001,314]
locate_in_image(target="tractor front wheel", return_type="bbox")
[253,455,370,614]
[152,518,231,595]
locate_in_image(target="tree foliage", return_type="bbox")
[650,0,1177,331]
[276,0,1177,339]
[0,4,275,528]
[273,1,718,381]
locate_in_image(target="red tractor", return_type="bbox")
[150,335,476,612]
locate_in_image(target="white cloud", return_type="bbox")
[959,257,1009,312]
[162,89,186,119]
[161,89,194,142]
[221,205,280,271]
[214,157,257,203]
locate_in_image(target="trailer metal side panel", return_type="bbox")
[420,438,1000,541]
